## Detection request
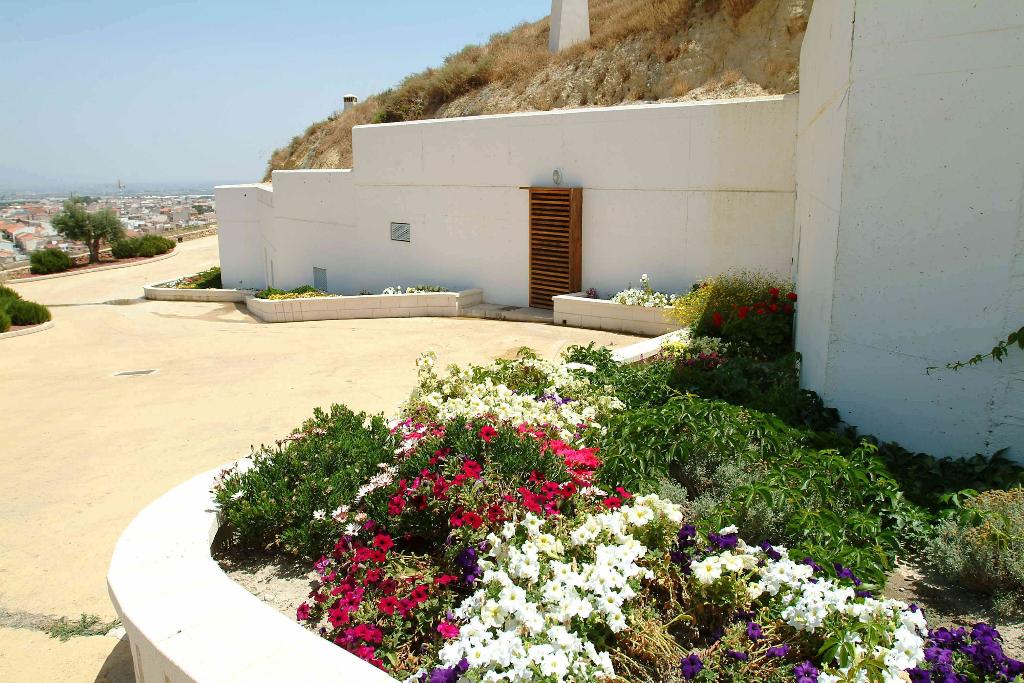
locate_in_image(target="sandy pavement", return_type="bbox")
[0,236,642,681]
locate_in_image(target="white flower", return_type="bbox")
[691,557,723,584]
[312,509,326,521]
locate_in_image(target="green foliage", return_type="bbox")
[215,405,396,558]
[670,270,791,336]
[29,248,73,274]
[111,234,176,259]
[598,393,928,585]
[596,395,807,495]
[255,284,329,300]
[0,284,21,301]
[932,324,1024,372]
[52,199,125,262]
[927,488,1024,617]
[563,343,678,410]
[175,266,222,289]
[670,353,841,432]
[46,613,120,642]
[5,299,51,326]
[874,446,1024,513]
[0,309,9,333]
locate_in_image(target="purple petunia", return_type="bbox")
[793,661,819,683]
[746,622,763,641]
[767,644,791,658]
[727,650,749,661]
[680,654,703,680]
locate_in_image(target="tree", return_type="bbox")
[51,198,125,263]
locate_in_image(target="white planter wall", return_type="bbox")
[553,293,678,336]
[246,289,482,324]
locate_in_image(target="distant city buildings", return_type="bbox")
[0,194,216,264]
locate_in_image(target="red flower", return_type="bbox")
[410,584,430,603]
[478,425,498,443]
[769,287,780,299]
[462,512,483,529]
[372,534,394,553]
[388,495,405,516]
[615,486,633,499]
[786,292,798,302]
[737,306,750,320]
[755,307,766,315]
[364,568,383,584]
[783,303,794,314]
[711,312,724,327]
[296,602,311,621]
[434,574,459,586]
[463,460,482,479]
[768,303,779,313]
[602,496,623,509]
[486,504,506,523]
[377,596,399,615]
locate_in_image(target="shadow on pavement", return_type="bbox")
[95,637,135,683]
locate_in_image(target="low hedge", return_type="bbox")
[30,248,73,275]
[0,284,21,302]
[5,299,51,326]
[111,234,176,259]
[0,310,9,333]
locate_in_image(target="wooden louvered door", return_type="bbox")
[527,187,582,309]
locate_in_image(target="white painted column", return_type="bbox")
[549,0,590,53]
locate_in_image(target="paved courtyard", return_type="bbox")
[0,236,643,682]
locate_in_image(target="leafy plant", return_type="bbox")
[0,309,9,333]
[927,488,1024,617]
[0,284,22,301]
[47,613,120,641]
[4,299,51,326]
[175,266,222,289]
[670,270,791,338]
[930,324,1024,372]
[610,273,679,307]
[670,352,840,432]
[111,234,175,259]
[255,284,329,300]
[29,248,73,274]
[215,405,396,558]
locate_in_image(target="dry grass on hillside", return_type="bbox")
[265,0,811,179]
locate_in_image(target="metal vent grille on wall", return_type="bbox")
[313,267,327,291]
[526,187,582,309]
[390,222,411,242]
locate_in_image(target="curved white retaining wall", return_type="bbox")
[0,320,54,341]
[107,462,398,683]
[144,282,250,303]
[247,288,483,323]
[552,292,679,336]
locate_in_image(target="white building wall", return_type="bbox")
[795,0,1024,462]
[350,98,798,305]
[214,184,269,290]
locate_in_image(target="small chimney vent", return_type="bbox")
[343,94,358,111]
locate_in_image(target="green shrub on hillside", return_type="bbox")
[0,284,21,301]
[5,300,51,326]
[0,309,9,333]
[29,248,73,275]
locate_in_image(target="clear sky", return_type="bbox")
[0,0,551,188]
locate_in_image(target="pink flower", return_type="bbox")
[296,602,311,621]
[437,621,460,639]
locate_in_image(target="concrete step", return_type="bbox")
[460,304,553,324]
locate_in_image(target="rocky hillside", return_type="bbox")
[265,0,811,179]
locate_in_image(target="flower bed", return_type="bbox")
[246,289,481,323]
[553,292,679,336]
[210,339,1024,683]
